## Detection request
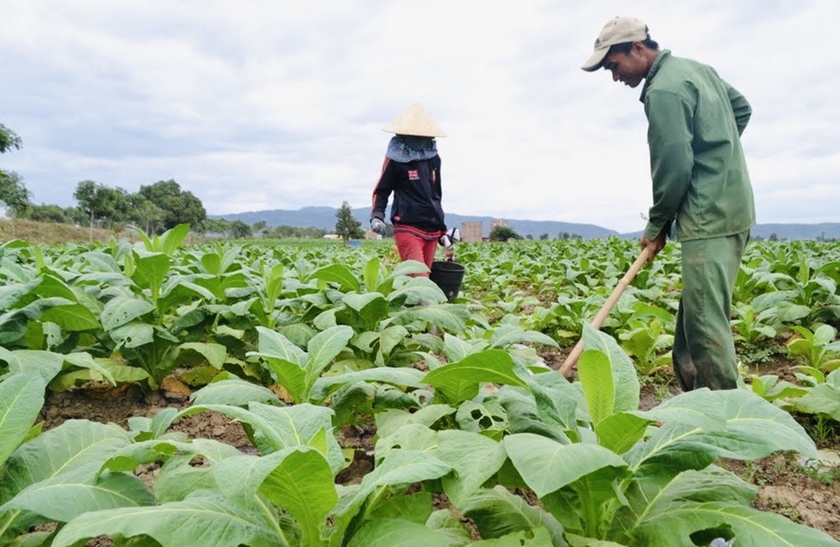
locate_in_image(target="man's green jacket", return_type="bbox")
[640,50,755,242]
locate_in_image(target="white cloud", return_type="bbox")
[1,0,838,234]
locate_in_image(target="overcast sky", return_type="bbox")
[1,0,837,233]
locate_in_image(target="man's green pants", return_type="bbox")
[672,231,749,391]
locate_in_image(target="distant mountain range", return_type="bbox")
[213,206,840,241]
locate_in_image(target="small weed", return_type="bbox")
[797,463,840,487]
[794,412,840,447]
[736,342,777,365]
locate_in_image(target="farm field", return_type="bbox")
[1,226,838,546]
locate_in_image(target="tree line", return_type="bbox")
[0,124,336,239]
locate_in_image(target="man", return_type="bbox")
[581,17,755,390]
[370,103,456,276]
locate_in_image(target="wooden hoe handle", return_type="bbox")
[559,247,651,377]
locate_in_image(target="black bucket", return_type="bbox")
[430,260,466,302]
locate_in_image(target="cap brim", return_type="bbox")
[581,47,609,72]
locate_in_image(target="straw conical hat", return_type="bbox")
[383,102,446,137]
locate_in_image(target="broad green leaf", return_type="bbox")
[62,352,116,385]
[130,250,171,292]
[689,389,817,460]
[51,491,281,547]
[0,348,63,385]
[279,323,316,348]
[0,420,132,539]
[459,486,566,545]
[634,500,839,547]
[343,292,389,324]
[625,389,818,473]
[1,421,131,495]
[489,325,559,349]
[190,378,280,407]
[376,423,438,460]
[176,403,340,472]
[364,256,382,292]
[261,358,307,403]
[526,375,579,432]
[177,342,227,369]
[577,349,614,425]
[148,439,242,503]
[633,388,727,432]
[390,260,431,279]
[581,323,639,412]
[796,383,840,420]
[100,296,156,331]
[497,386,574,443]
[160,224,191,256]
[333,449,451,520]
[368,491,434,524]
[442,333,481,363]
[244,403,343,472]
[308,263,360,292]
[311,367,427,403]
[467,526,555,546]
[40,302,99,331]
[214,448,336,546]
[250,327,308,401]
[346,518,453,547]
[6,530,54,546]
[259,449,337,545]
[813,324,837,346]
[375,405,456,439]
[0,279,40,311]
[503,433,629,498]
[380,325,410,357]
[110,322,154,349]
[131,407,180,440]
[0,373,45,467]
[53,359,149,391]
[390,304,468,332]
[251,326,306,366]
[437,430,507,506]
[201,252,221,275]
[306,325,354,379]
[424,349,529,403]
[565,536,627,547]
[426,509,473,545]
[455,399,509,438]
[595,412,652,454]
[1,465,154,522]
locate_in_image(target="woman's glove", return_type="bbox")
[371,218,386,234]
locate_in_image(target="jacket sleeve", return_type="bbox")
[726,83,751,136]
[370,158,396,221]
[643,89,694,241]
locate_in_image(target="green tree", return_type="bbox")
[138,179,206,232]
[230,220,252,239]
[252,220,268,237]
[489,225,521,241]
[127,193,165,235]
[335,201,363,243]
[0,171,31,218]
[0,124,22,154]
[0,125,31,217]
[27,204,70,224]
[73,180,131,234]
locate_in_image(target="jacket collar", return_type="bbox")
[640,49,672,102]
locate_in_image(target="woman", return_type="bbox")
[370,102,455,276]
